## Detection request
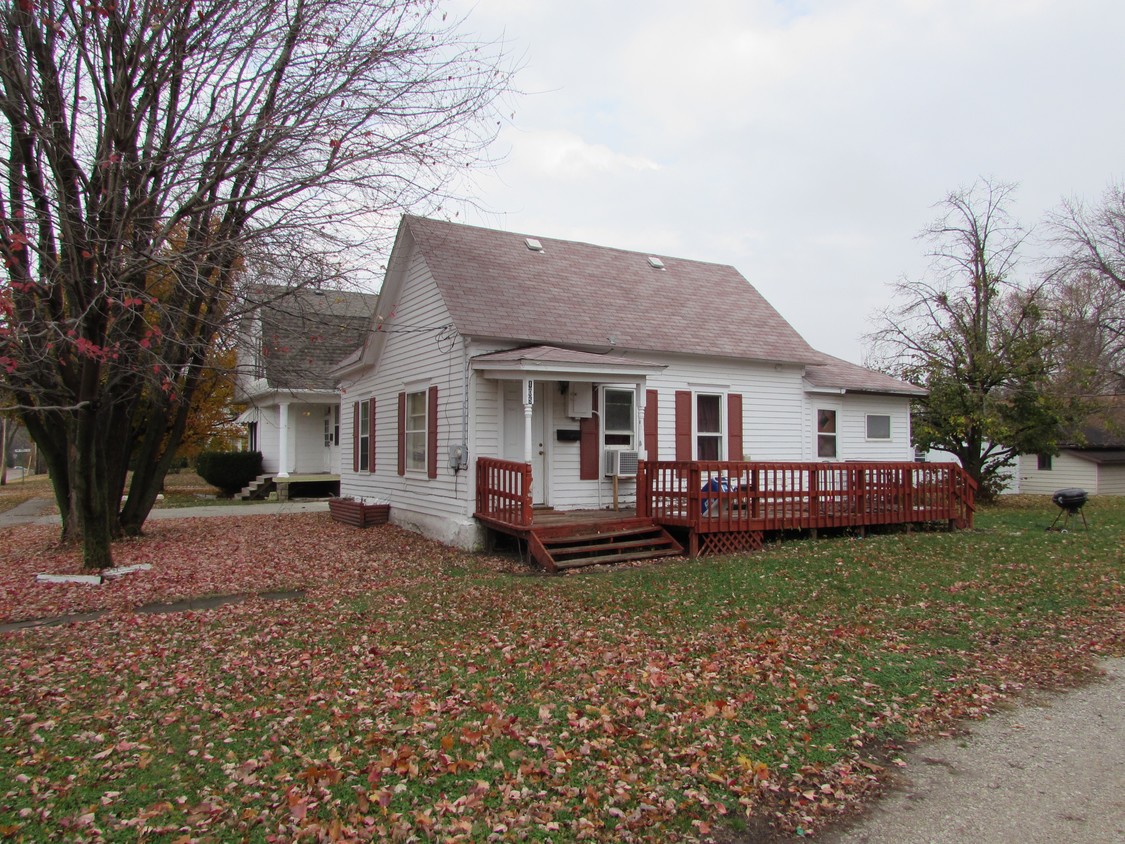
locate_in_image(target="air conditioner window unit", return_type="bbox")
[605,449,639,478]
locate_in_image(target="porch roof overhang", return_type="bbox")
[236,387,339,412]
[471,345,666,384]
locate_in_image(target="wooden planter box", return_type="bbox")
[328,499,390,528]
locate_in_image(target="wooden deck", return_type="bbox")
[475,457,977,565]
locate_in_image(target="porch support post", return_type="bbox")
[522,379,534,465]
[277,402,291,478]
[636,381,647,459]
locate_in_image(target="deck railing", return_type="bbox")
[475,457,533,528]
[637,460,976,534]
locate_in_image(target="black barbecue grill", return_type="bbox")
[1047,488,1088,531]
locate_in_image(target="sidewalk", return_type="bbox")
[821,657,1125,843]
[0,497,328,528]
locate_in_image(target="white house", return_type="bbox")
[332,216,929,551]
[1014,417,1125,495]
[235,286,378,487]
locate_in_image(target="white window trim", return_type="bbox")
[358,400,371,471]
[693,391,727,461]
[865,413,892,441]
[404,388,428,474]
[816,407,838,460]
[601,385,637,452]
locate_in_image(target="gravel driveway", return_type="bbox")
[821,657,1125,843]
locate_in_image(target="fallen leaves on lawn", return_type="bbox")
[0,508,1122,842]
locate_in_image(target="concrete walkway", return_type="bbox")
[822,658,1125,844]
[0,497,328,528]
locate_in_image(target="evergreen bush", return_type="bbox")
[195,451,263,495]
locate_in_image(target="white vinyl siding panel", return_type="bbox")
[1017,452,1100,495]
[339,251,470,526]
[1099,466,1125,495]
[649,356,807,462]
[835,395,915,461]
[1017,455,1125,496]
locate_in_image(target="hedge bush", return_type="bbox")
[195,451,263,495]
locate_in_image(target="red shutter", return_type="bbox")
[397,392,406,476]
[427,385,438,479]
[675,390,692,461]
[368,397,377,472]
[727,393,743,461]
[579,404,600,480]
[352,401,360,473]
[644,389,659,462]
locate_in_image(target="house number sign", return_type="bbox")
[523,379,534,406]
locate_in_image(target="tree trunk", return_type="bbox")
[70,399,116,569]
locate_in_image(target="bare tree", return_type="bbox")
[1042,270,1125,399]
[868,179,1075,498]
[1050,182,1125,294]
[0,0,510,567]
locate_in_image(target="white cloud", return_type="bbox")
[507,128,661,180]
[442,0,1125,361]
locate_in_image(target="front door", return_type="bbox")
[501,381,548,505]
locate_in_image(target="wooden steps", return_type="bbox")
[529,519,683,572]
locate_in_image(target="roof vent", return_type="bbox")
[647,256,665,269]
[525,237,544,252]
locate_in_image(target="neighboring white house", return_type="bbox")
[235,286,378,479]
[332,216,926,549]
[1014,419,1125,495]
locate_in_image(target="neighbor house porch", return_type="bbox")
[475,457,976,568]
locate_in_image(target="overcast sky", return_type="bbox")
[438,0,1124,364]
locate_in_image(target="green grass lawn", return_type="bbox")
[0,471,231,514]
[0,497,1121,842]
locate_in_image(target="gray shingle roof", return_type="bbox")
[803,353,928,396]
[254,287,378,390]
[403,216,825,365]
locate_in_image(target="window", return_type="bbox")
[1037,453,1053,471]
[696,393,723,460]
[323,416,331,448]
[358,401,370,470]
[817,409,837,458]
[866,414,891,440]
[250,318,265,379]
[405,390,428,471]
[603,388,635,448]
[333,405,340,446]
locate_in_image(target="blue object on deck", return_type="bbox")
[701,477,731,514]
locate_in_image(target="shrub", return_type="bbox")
[195,451,263,495]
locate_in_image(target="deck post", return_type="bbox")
[636,461,649,518]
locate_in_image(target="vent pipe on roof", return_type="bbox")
[525,238,544,252]
[647,256,665,269]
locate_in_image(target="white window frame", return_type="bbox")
[358,400,371,471]
[405,389,428,473]
[816,407,838,459]
[602,387,636,451]
[694,391,726,460]
[865,414,891,441]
